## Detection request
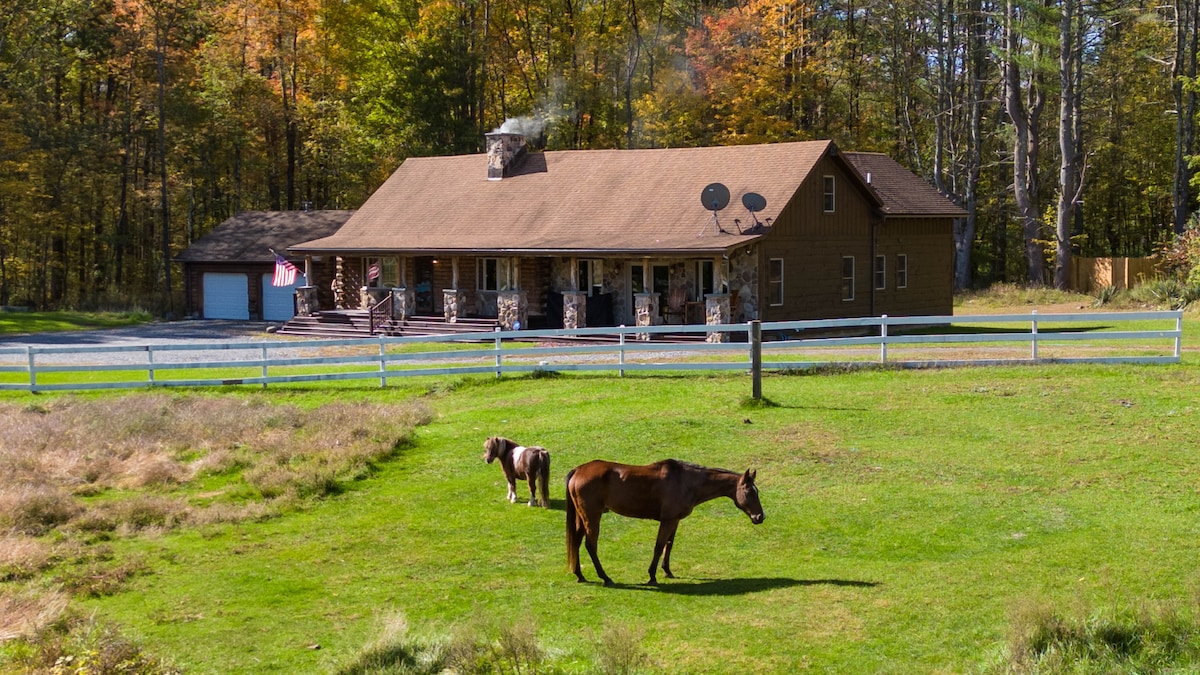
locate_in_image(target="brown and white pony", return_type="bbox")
[482,436,551,508]
[566,459,764,586]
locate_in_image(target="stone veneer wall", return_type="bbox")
[497,290,528,330]
[726,247,759,321]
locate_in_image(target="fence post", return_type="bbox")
[261,345,269,389]
[750,320,762,400]
[880,314,889,364]
[146,346,155,386]
[1176,312,1183,359]
[495,327,503,378]
[379,336,387,387]
[27,346,35,392]
[1031,310,1039,361]
[618,326,626,377]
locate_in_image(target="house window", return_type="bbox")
[365,257,397,288]
[823,175,836,213]
[578,259,603,296]
[896,254,908,289]
[768,258,784,306]
[695,260,715,298]
[478,258,512,291]
[841,256,855,301]
[874,255,886,291]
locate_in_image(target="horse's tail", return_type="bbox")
[565,468,580,573]
[538,451,551,508]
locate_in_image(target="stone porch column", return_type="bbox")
[497,290,528,330]
[705,293,731,343]
[562,291,587,329]
[392,287,416,321]
[295,286,319,317]
[634,292,659,341]
[443,289,465,322]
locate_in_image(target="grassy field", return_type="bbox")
[0,310,152,334]
[2,295,1199,673]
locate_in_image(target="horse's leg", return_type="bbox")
[647,519,679,585]
[583,512,613,587]
[507,477,518,503]
[526,477,537,506]
[660,520,680,579]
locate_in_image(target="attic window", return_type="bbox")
[823,176,836,213]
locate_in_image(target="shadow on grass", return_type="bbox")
[595,576,879,595]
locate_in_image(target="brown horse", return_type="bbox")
[483,436,551,508]
[566,459,764,586]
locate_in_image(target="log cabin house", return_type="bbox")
[285,136,965,337]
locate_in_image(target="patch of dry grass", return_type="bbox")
[0,536,55,582]
[0,394,433,537]
[0,587,68,643]
[3,613,179,674]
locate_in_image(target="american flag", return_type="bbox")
[367,261,381,281]
[272,254,301,287]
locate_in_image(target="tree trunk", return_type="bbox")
[1054,0,1079,290]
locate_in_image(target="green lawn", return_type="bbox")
[1,359,1192,673]
[0,310,151,334]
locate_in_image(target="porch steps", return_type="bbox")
[277,311,501,339]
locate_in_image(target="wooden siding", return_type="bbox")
[751,155,954,322]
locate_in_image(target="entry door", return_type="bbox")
[415,257,435,314]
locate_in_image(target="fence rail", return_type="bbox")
[0,310,1183,394]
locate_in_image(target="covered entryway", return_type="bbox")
[202,273,250,320]
[261,274,302,321]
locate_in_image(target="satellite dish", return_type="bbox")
[742,192,767,212]
[701,183,730,211]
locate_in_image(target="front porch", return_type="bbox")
[292,252,759,342]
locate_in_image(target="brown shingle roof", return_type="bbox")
[843,153,967,217]
[293,141,841,255]
[175,210,354,263]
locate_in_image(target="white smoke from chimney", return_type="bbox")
[494,116,546,137]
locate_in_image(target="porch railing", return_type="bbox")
[368,291,393,335]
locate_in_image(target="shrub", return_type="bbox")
[0,486,80,536]
[595,622,651,675]
[988,597,1200,673]
[336,613,445,675]
[3,614,178,674]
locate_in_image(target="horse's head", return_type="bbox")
[736,469,764,524]
[482,436,503,464]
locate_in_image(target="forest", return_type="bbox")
[0,0,1196,312]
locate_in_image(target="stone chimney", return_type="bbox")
[485,132,526,180]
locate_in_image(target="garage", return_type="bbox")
[261,274,302,321]
[202,273,250,320]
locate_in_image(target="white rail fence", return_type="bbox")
[0,310,1183,395]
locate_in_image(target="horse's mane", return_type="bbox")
[662,459,738,476]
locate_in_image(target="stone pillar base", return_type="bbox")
[705,293,731,343]
[295,286,319,317]
[444,289,466,322]
[393,288,416,321]
[563,291,587,329]
[634,292,659,341]
[498,290,528,330]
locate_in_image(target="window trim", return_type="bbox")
[874,255,886,291]
[823,175,836,213]
[768,258,785,306]
[896,254,908,289]
[841,256,855,302]
[477,257,503,292]
[695,260,715,299]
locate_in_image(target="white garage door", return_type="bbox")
[202,273,250,320]
[261,274,301,321]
